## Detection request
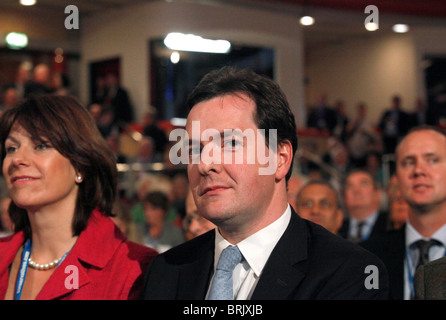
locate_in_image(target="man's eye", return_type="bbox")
[300,201,313,208]
[320,201,332,208]
[428,157,439,164]
[401,159,415,166]
[188,146,201,156]
[223,139,242,149]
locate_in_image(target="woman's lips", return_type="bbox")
[11,176,38,185]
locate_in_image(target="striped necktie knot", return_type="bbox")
[413,239,441,270]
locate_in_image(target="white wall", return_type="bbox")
[306,33,419,125]
[80,1,305,125]
[412,26,446,101]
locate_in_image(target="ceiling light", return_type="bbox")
[365,22,379,31]
[164,32,231,54]
[5,32,28,49]
[300,16,315,26]
[20,0,36,6]
[170,51,180,64]
[393,24,409,33]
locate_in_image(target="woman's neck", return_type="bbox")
[27,207,78,263]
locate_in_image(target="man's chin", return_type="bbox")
[410,201,438,214]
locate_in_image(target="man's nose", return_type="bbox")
[413,159,427,177]
[310,204,321,216]
[197,144,222,175]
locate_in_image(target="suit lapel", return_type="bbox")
[370,211,389,238]
[176,230,215,299]
[386,227,405,300]
[251,212,308,299]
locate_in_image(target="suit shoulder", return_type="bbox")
[157,229,215,264]
[360,228,404,251]
[306,220,383,262]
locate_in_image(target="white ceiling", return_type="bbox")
[2,0,446,50]
[0,0,155,15]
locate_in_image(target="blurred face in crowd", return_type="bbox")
[287,175,305,210]
[183,191,215,241]
[0,197,13,232]
[387,175,409,229]
[396,129,446,215]
[143,202,165,227]
[344,171,381,219]
[296,183,343,234]
[3,88,18,108]
[389,187,409,229]
[33,65,50,85]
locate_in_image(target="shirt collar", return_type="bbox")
[214,204,291,277]
[350,210,379,226]
[405,221,446,248]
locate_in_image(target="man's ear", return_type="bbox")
[275,140,293,181]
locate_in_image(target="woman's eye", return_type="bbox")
[5,146,17,154]
[35,141,51,151]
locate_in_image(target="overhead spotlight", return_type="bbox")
[170,51,180,64]
[393,24,409,33]
[164,32,231,54]
[5,32,28,49]
[300,16,315,26]
[365,22,379,31]
[20,0,36,6]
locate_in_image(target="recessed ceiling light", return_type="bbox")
[164,32,231,54]
[300,16,315,26]
[365,22,379,31]
[393,24,409,33]
[170,51,180,64]
[20,0,36,6]
[5,32,28,49]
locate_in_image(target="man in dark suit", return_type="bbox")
[338,169,388,242]
[414,256,446,299]
[306,93,337,135]
[24,64,53,97]
[103,73,134,128]
[362,126,446,300]
[378,95,411,155]
[141,67,389,300]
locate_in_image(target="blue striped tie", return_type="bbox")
[208,246,242,300]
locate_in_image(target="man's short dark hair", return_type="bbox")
[143,191,169,213]
[186,66,298,181]
[343,168,379,191]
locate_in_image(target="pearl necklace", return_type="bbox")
[28,257,60,271]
